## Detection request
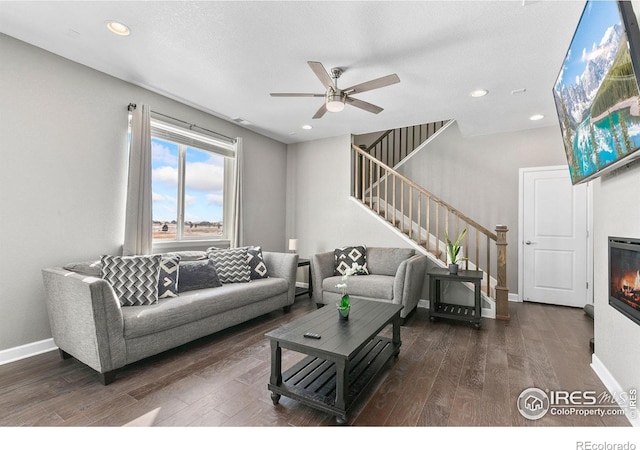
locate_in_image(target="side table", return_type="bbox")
[295,258,313,298]
[428,268,483,328]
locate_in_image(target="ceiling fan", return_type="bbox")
[270,61,400,119]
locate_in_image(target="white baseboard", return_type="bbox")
[0,338,57,366]
[509,293,520,302]
[591,353,639,427]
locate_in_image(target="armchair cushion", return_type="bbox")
[322,274,394,300]
[367,247,415,276]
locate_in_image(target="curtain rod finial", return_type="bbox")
[128,103,137,111]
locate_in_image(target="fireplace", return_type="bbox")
[609,236,640,326]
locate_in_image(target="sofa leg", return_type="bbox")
[282,305,292,314]
[58,349,72,360]
[99,370,117,386]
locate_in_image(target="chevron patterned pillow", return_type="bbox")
[207,246,269,280]
[101,254,162,306]
[207,247,251,283]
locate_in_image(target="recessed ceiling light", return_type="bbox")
[529,114,545,121]
[302,125,313,130]
[106,20,130,36]
[470,89,489,98]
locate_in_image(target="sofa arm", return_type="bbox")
[263,252,298,305]
[393,254,428,318]
[41,268,126,374]
[311,251,335,305]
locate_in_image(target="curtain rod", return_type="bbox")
[127,103,236,144]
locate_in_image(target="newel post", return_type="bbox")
[495,225,509,320]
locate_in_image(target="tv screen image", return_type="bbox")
[553,1,640,185]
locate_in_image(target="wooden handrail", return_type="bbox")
[352,145,497,240]
[351,142,508,320]
[365,129,393,153]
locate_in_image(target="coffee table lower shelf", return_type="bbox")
[268,336,398,422]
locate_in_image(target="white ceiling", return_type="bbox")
[0,0,586,144]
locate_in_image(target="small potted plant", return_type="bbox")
[445,229,467,274]
[335,263,365,320]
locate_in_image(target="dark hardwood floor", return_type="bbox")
[0,298,631,429]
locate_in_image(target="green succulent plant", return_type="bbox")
[445,229,467,265]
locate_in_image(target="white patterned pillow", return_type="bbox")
[158,255,180,298]
[101,254,162,306]
[247,246,269,279]
[333,245,369,276]
[207,247,251,283]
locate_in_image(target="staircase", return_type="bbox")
[351,121,510,320]
[360,120,449,168]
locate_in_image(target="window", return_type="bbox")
[149,118,236,244]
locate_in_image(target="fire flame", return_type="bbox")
[621,270,640,291]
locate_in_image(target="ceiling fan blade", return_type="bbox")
[270,93,325,97]
[308,61,336,90]
[343,74,400,95]
[346,97,383,114]
[312,103,328,119]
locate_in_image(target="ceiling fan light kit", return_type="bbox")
[270,61,400,119]
[326,92,345,112]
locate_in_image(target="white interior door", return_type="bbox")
[521,167,588,308]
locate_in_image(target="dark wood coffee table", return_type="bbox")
[265,298,402,424]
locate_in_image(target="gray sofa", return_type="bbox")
[41,250,298,385]
[311,247,427,321]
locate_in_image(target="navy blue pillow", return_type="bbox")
[178,259,221,292]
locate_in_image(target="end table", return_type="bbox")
[295,258,313,298]
[428,267,483,328]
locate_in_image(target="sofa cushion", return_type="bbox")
[122,277,289,339]
[333,245,369,276]
[163,250,207,261]
[100,254,162,306]
[207,247,251,283]
[366,247,415,276]
[158,255,181,298]
[322,274,393,301]
[178,259,221,292]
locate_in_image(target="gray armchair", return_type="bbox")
[311,247,427,321]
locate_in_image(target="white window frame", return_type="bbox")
[148,117,237,252]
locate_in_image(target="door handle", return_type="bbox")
[525,241,535,245]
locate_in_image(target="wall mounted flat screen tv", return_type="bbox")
[553,1,640,185]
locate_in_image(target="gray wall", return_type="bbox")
[286,135,412,258]
[592,162,640,406]
[396,121,568,294]
[0,34,287,352]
